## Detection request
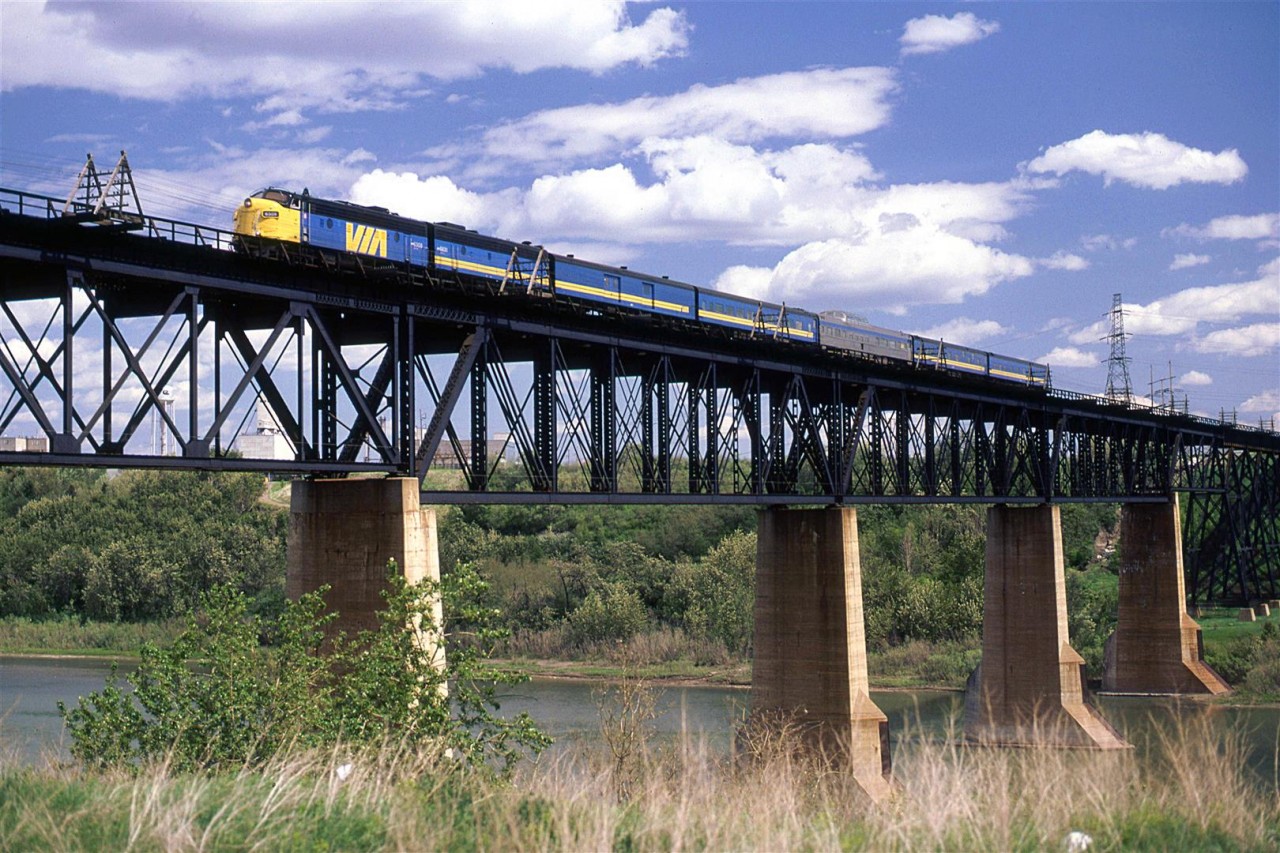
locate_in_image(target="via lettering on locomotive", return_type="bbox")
[345,222,388,258]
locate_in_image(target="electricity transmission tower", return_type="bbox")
[1103,293,1133,405]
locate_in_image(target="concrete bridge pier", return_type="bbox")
[964,504,1127,749]
[1103,498,1229,695]
[286,477,444,670]
[751,507,892,800]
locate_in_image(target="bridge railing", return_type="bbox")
[1045,385,1274,435]
[1,187,240,253]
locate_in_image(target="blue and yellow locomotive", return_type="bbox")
[232,188,1049,386]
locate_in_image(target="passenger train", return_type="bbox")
[233,187,1050,388]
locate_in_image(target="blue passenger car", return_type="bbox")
[433,224,541,286]
[696,290,816,342]
[554,257,696,319]
[989,353,1051,386]
[913,338,991,377]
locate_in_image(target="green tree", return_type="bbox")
[0,469,286,619]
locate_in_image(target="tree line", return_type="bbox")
[0,467,1124,673]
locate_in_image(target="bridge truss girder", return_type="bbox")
[1,210,1279,604]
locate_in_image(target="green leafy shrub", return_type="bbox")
[673,530,756,655]
[1205,633,1259,685]
[1065,565,1119,676]
[60,564,549,775]
[568,582,648,648]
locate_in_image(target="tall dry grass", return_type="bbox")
[3,712,1276,850]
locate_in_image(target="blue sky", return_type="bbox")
[2,1,1277,424]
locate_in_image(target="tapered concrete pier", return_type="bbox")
[752,507,891,799]
[965,504,1127,749]
[287,477,443,669]
[1103,498,1229,695]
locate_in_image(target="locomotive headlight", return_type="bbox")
[244,198,252,207]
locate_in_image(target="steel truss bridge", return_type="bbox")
[1,187,1277,604]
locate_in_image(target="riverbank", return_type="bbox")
[0,615,184,659]
[3,711,1276,851]
[5,611,1279,702]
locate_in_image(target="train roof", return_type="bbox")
[818,312,911,338]
[553,252,699,290]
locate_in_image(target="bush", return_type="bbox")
[60,565,549,775]
[1066,567,1119,676]
[1205,634,1258,685]
[568,582,648,648]
[674,530,756,655]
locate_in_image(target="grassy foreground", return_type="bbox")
[3,714,1276,852]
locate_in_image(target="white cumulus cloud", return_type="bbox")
[348,138,1034,258]
[763,227,1034,313]
[1239,390,1280,422]
[1037,347,1100,368]
[1167,213,1280,242]
[1170,253,1211,270]
[464,67,899,168]
[900,12,1000,56]
[1039,251,1089,271]
[915,318,1010,345]
[350,170,514,232]
[0,1,689,115]
[1194,323,1280,357]
[1069,258,1280,342]
[1025,130,1248,190]
[1081,234,1137,252]
[1180,370,1213,386]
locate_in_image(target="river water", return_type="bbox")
[4,656,1279,785]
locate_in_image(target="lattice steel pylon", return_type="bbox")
[1102,292,1133,405]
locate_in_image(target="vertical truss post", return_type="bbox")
[590,349,616,492]
[950,414,963,497]
[62,272,75,444]
[656,358,671,493]
[187,289,199,449]
[768,379,786,493]
[1035,417,1051,499]
[214,324,223,457]
[992,410,1009,496]
[470,346,488,490]
[746,370,763,495]
[688,371,702,493]
[923,399,937,496]
[313,319,338,461]
[102,292,112,449]
[399,315,415,478]
[704,363,719,494]
[895,393,911,495]
[974,410,989,497]
[641,362,655,492]
[533,340,556,492]
[869,404,884,496]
